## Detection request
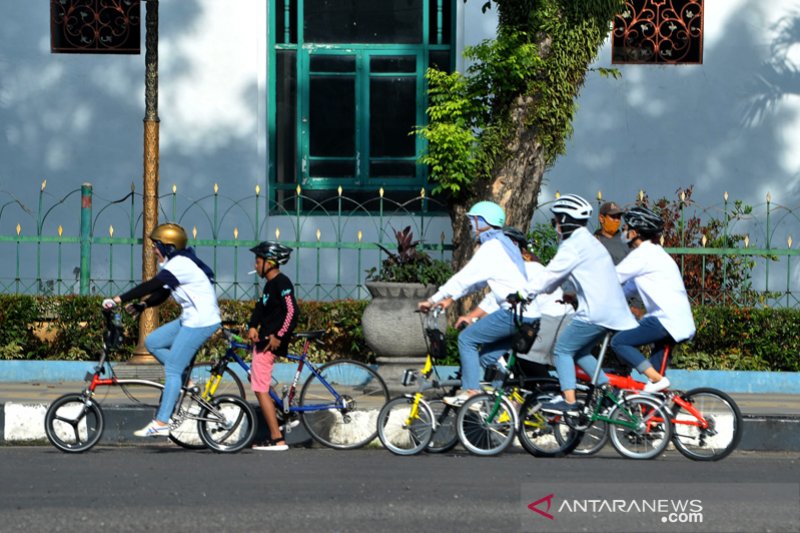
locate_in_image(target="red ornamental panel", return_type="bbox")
[51,0,141,54]
[612,0,703,64]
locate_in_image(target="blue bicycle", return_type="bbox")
[191,328,389,450]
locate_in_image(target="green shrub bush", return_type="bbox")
[0,295,373,364]
[0,295,797,371]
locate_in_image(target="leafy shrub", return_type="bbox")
[365,226,452,286]
[1,296,799,371]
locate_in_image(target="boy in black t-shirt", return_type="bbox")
[247,241,299,451]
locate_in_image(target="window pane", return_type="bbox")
[310,76,355,157]
[370,56,416,74]
[310,55,356,73]
[370,77,416,157]
[274,0,298,44]
[428,0,452,45]
[428,50,450,71]
[310,159,356,178]
[370,161,416,178]
[276,51,297,184]
[304,0,422,44]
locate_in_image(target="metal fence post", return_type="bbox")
[79,183,93,295]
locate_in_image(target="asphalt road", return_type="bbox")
[1,446,798,533]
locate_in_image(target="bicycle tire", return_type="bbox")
[168,393,205,450]
[198,395,257,453]
[45,394,105,453]
[608,395,672,460]
[299,360,389,449]
[456,393,517,456]
[425,399,458,454]
[571,391,609,456]
[517,392,581,458]
[671,387,742,461]
[377,396,435,456]
[168,363,246,449]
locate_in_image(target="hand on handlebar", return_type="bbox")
[125,301,146,316]
[102,298,117,310]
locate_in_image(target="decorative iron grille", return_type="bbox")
[50,0,141,54]
[612,0,703,64]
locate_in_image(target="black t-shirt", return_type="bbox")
[247,272,299,354]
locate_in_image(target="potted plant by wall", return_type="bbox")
[362,226,452,358]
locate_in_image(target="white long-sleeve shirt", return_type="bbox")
[479,261,569,319]
[430,238,527,311]
[525,227,638,331]
[616,240,696,342]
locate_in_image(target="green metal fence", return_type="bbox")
[1,182,799,306]
[0,181,451,301]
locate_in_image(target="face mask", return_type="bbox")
[468,216,488,242]
[620,230,635,245]
[601,216,621,235]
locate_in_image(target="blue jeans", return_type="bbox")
[457,308,536,390]
[611,316,673,375]
[552,319,610,392]
[145,319,220,423]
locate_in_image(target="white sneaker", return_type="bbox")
[443,392,472,407]
[643,377,671,393]
[134,420,171,437]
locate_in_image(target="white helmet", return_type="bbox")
[550,194,593,221]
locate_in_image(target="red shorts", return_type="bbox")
[250,347,276,393]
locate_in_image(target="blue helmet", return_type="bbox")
[467,201,506,228]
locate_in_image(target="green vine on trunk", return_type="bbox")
[416,0,624,199]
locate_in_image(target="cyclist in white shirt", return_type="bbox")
[104,223,221,437]
[611,206,696,392]
[457,227,573,378]
[524,194,639,414]
[417,201,536,406]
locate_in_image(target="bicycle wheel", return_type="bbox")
[198,395,256,453]
[456,393,517,456]
[608,395,672,460]
[168,392,205,450]
[299,360,389,449]
[425,399,458,454]
[517,393,581,457]
[188,361,246,399]
[572,391,609,456]
[671,387,742,461]
[572,420,609,456]
[377,396,434,455]
[45,394,104,453]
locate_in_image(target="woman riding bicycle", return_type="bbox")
[104,222,221,437]
[610,205,696,392]
[417,201,539,406]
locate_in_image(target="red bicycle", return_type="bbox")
[573,342,743,461]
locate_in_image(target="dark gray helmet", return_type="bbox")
[502,226,534,252]
[250,241,292,264]
[623,206,664,236]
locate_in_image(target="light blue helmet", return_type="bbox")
[467,201,506,228]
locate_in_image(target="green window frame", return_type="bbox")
[268,0,455,209]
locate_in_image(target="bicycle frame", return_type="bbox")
[574,343,712,431]
[570,332,665,433]
[205,331,354,414]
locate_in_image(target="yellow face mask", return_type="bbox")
[600,215,621,235]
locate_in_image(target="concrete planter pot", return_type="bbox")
[361,281,438,358]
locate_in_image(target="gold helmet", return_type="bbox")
[150,223,187,251]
